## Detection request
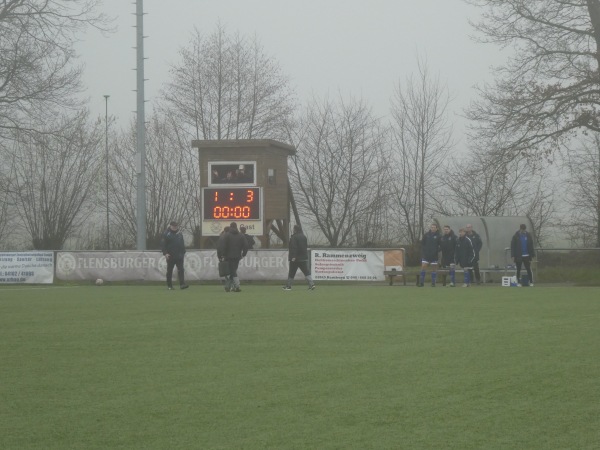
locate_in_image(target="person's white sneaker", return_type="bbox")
[517,283,522,287]
[529,283,534,287]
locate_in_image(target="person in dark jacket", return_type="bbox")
[466,223,483,285]
[216,226,230,291]
[283,225,315,290]
[217,222,248,292]
[455,228,476,287]
[419,223,441,287]
[440,225,457,287]
[510,224,535,287]
[160,221,189,290]
[240,225,255,250]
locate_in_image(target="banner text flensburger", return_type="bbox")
[55,250,288,281]
[0,252,54,284]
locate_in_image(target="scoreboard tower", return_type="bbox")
[192,139,296,249]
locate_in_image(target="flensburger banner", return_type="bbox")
[0,252,54,284]
[311,249,404,282]
[55,250,288,281]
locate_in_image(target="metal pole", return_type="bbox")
[104,94,110,250]
[135,0,147,250]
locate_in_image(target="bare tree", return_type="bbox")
[288,95,390,247]
[6,112,103,249]
[110,115,198,249]
[434,145,556,245]
[163,23,296,141]
[435,149,534,216]
[465,0,600,159]
[389,59,454,245]
[563,135,600,246]
[0,0,110,139]
[524,175,556,247]
[0,160,14,245]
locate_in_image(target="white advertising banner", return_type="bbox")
[311,249,405,282]
[55,250,288,281]
[0,252,54,284]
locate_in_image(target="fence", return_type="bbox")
[533,248,600,285]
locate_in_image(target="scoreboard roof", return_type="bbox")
[192,139,296,156]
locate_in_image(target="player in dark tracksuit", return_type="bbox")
[217,222,248,292]
[466,224,483,284]
[455,228,476,287]
[440,225,457,287]
[419,223,441,287]
[216,226,230,291]
[160,221,189,290]
[283,225,315,291]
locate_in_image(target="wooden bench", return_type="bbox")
[384,269,411,286]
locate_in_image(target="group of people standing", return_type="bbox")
[216,222,251,292]
[420,223,483,288]
[420,222,535,287]
[160,221,315,292]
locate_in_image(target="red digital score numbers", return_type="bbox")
[203,188,260,220]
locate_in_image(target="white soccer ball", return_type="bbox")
[95,278,104,286]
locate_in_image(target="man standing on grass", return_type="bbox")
[161,221,189,290]
[455,228,476,287]
[218,222,248,292]
[466,223,483,285]
[419,223,441,287]
[440,225,457,287]
[283,225,316,291]
[217,226,231,292]
[510,224,535,287]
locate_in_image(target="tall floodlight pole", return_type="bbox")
[104,94,110,250]
[135,0,147,250]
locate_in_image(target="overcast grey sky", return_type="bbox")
[77,0,504,147]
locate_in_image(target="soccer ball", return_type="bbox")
[95,278,104,286]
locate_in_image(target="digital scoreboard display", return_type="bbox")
[202,187,261,221]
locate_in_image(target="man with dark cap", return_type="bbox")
[217,222,248,292]
[283,225,316,291]
[160,221,189,290]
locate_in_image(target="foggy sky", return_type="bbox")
[77,0,504,148]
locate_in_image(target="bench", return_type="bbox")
[384,269,410,286]
[384,269,465,286]
[438,268,516,285]
[385,268,517,286]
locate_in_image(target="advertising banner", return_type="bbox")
[55,250,288,282]
[0,252,54,284]
[311,249,404,282]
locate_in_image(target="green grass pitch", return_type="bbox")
[1,283,599,449]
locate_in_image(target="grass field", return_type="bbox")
[1,283,599,449]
